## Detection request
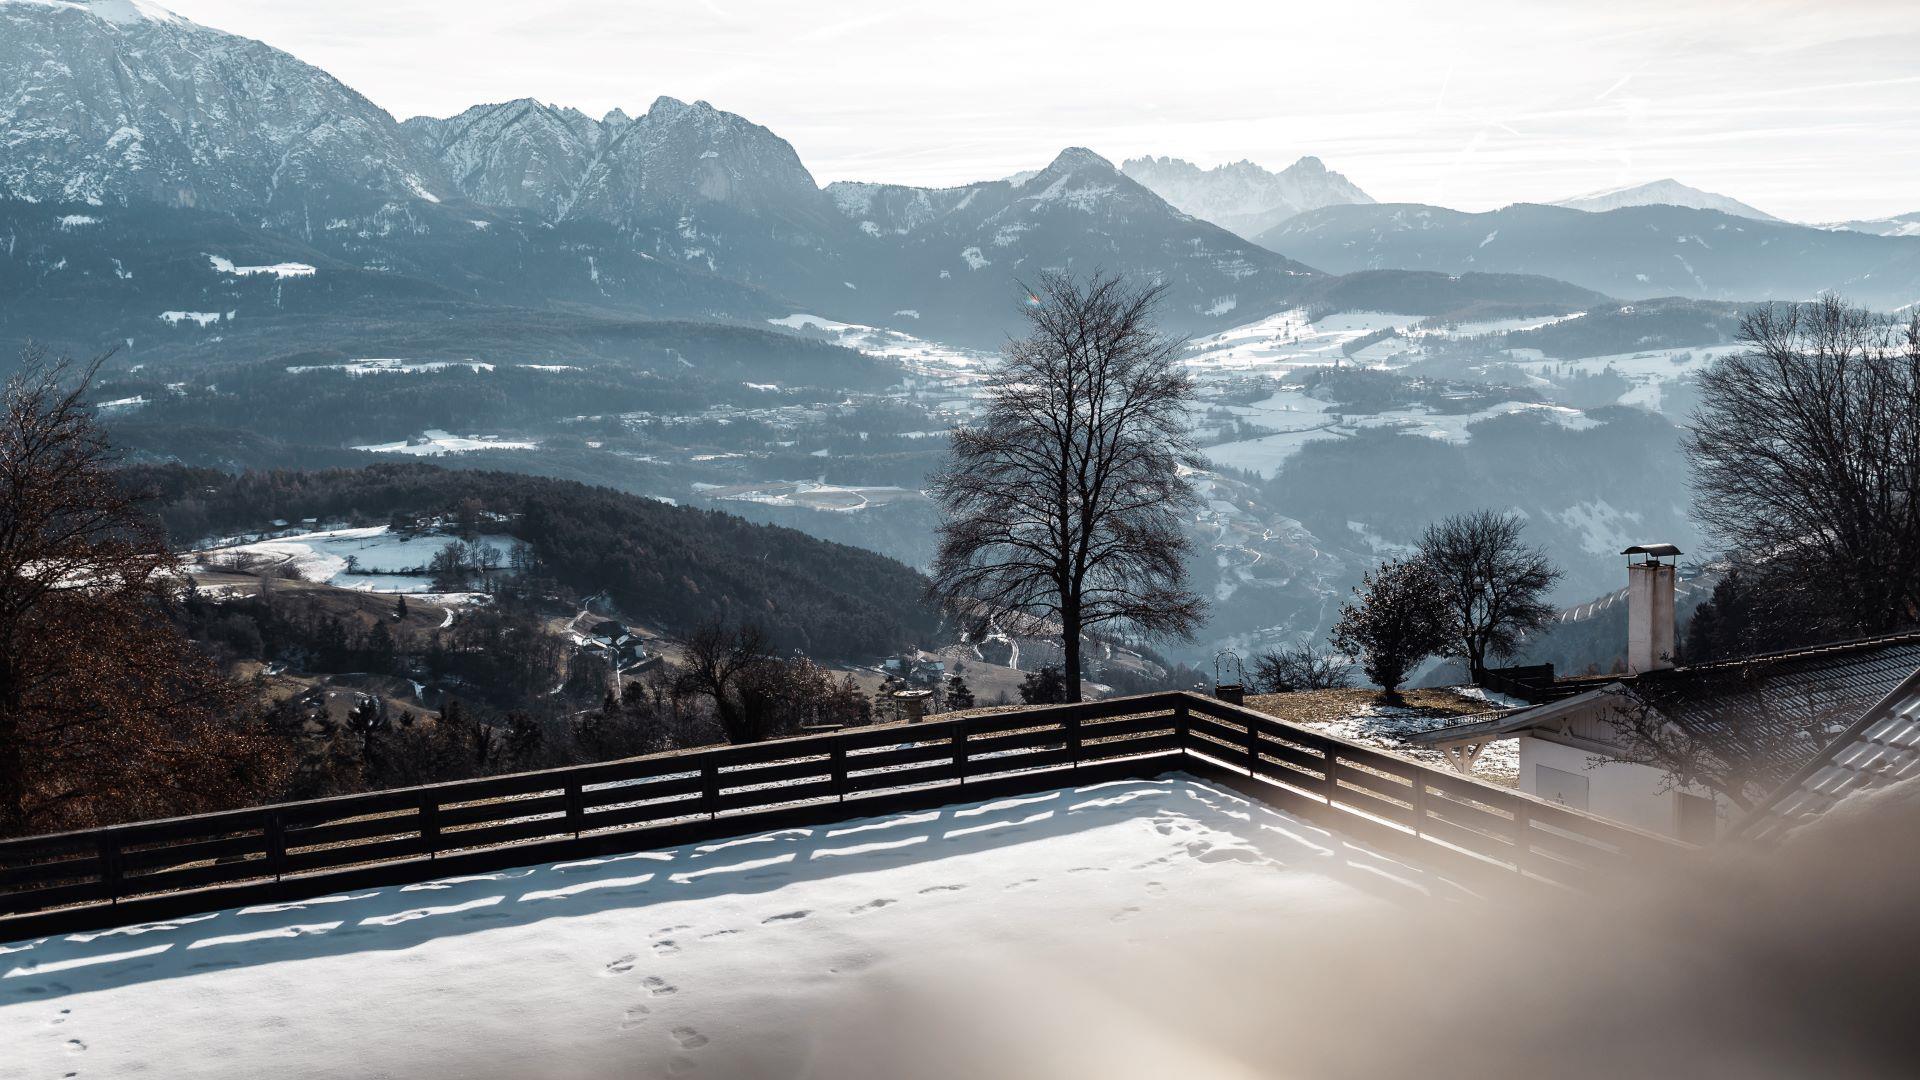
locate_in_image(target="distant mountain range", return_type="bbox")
[1551,179,1779,222]
[5,0,1916,370]
[1819,211,1920,239]
[1119,156,1374,240]
[1257,202,1920,311]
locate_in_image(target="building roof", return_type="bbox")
[1410,632,1920,787]
[1729,667,1920,844]
[1622,543,1684,558]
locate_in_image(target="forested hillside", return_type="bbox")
[133,464,943,659]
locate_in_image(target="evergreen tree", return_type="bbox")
[945,674,976,711]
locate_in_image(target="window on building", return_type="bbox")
[1676,791,1717,844]
[1534,764,1590,810]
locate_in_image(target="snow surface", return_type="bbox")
[767,313,992,377]
[284,359,496,376]
[0,775,1463,1078]
[206,253,314,279]
[1551,178,1778,222]
[157,310,224,327]
[188,526,515,593]
[1205,391,1595,479]
[351,429,538,456]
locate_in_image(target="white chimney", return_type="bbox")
[1622,544,1680,673]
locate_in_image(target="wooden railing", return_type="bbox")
[0,692,1686,939]
[1175,696,1687,891]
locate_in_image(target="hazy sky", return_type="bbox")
[160,0,1920,221]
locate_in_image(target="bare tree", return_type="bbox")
[1251,644,1353,694]
[1602,675,1852,812]
[676,620,776,743]
[1330,558,1447,703]
[1687,297,1920,636]
[0,346,289,836]
[1417,509,1561,683]
[929,271,1205,702]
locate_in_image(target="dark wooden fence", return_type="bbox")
[0,692,1686,939]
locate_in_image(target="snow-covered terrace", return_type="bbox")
[0,693,1686,1077]
[3,775,1461,1077]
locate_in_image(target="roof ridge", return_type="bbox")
[1673,629,1920,675]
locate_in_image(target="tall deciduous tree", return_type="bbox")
[1330,558,1447,702]
[1417,509,1561,683]
[928,272,1205,702]
[0,347,289,837]
[1687,298,1920,637]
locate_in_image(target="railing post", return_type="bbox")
[97,834,123,905]
[1173,696,1190,748]
[418,792,440,858]
[1244,718,1260,777]
[265,811,287,882]
[1411,775,1427,837]
[1066,712,1083,771]
[1322,746,1339,805]
[564,779,585,838]
[952,725,968,785]
[1511,799,1531,874]
[831,742,847,801]
[701,761,720,819]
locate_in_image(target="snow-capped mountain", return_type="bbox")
[1819,211,1920,239]
[404,94,858,303]
[1551,179,1778,222]
[0,0,1695,354]
[401,100,612,220]
[823,147,1325,344]
[0,0,450,226]
[1121,155,1374,240]
[1257,201,1920,311]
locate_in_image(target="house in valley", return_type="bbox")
[1410,545,1920,842]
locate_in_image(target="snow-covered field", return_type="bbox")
[693,480,922,512]
[351,429,540,456]
[1205,388,1597,479]
[188,526,515,592]
[1509,343,1743,414]
[284,359,496,376]
[767,313,994,378]
[0,776,1464,1079]
[1182,309,1418,374]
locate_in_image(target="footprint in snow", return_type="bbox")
[621,1005,651,1030]
[848,898,895,915]
[698,929,736,940]
[672,1026,710,1050]
[653,940,680,956]
[1111,905,1141,923]
[51,1008,70,1026]
[1004,878,1039,891]
[668,1055,698,1075]
[1145,881,1167,895]
[66,1038,87,1052]
[762,910,810,924]
[604,954,639,976]
[917,884,966,895]
[642,976,678,996]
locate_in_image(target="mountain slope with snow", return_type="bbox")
[0,0,450,224]
[823,147,1327,344]
[1122,155,1374,239]
[1820,211,1920,238]
[1258,201,1920,311]
[1551,179,1778,222]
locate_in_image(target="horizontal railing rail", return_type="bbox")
[0,692,1688,938]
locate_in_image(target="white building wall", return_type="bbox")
[1517,735,1719,839]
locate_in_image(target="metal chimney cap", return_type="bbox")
[1621,543,1683,557]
